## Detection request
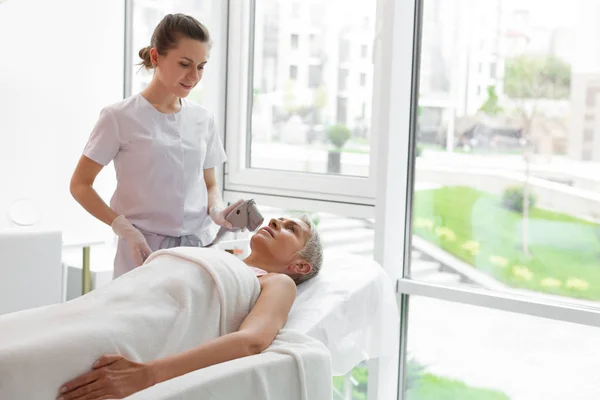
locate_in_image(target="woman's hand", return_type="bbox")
[209,199,245,229]
[57,355,154,400]
[111,215,153,266]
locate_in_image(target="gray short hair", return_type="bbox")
[294,214,324,285]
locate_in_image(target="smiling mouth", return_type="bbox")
[180,83,193,89]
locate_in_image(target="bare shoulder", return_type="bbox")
[258,273,296,292]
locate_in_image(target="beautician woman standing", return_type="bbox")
[70,14,243,278]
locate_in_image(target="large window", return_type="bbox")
[403,0,600,398]
[225,0,378,206]
[250,0,373,177]
[412,0,600,307]
[225,0,600,399]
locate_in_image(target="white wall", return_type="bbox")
[0,0,124,238]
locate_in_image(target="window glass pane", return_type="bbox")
[291,33,300,49]
[412,0,600,308]
[405,296,600,399]
[250,0,375,177]
[309,33,321,57]
[290,65,299,80]
[309,65,323,88]
[338,69,349,92]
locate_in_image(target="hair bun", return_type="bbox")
[138,46,153,69]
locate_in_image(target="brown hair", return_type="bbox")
[138,13,211,69]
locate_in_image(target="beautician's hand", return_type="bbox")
[57,354,154,400]
[111,215,152,266]
[209,199,245,229]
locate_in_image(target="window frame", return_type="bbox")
[371,0,600,398]
[223,0,380,210]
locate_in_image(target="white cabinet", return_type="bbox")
[0,229,62,315]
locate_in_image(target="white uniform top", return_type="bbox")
[83,93,227,242]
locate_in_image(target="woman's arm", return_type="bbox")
[204,167,225,212]
[204,167,245,229]
[70,155,118,226]
[148,273,296,384]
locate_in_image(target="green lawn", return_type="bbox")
[333,363,509,400]
[413,186,600,300]
[406,374,510,400]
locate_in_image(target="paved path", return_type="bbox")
[409,296,600,400]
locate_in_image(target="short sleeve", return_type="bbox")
[83,108,121,166]
[203,113,227,169]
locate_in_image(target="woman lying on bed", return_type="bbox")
[57,215,323,400]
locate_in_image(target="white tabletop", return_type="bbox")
[62,235,108,249]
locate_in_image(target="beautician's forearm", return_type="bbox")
[147,331,257,385]
[206,184,225,212]
[70,183,119,226]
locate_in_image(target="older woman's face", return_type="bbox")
[249,217,310,268]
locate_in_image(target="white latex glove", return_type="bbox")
[209,199,245,229]
[111,215,153,266]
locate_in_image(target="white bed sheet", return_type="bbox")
[288,249,400,375]
[126,330,332,400]
[127,249,399,400]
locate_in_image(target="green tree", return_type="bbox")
[327,124,351,149]
[504,55,571,139]
[326,124,351,174]
[478,85,503,116]
[504,55,571,100]
[503,54,571,257]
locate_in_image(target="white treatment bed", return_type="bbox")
[0,246,398,400]
[125,249,399,400]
